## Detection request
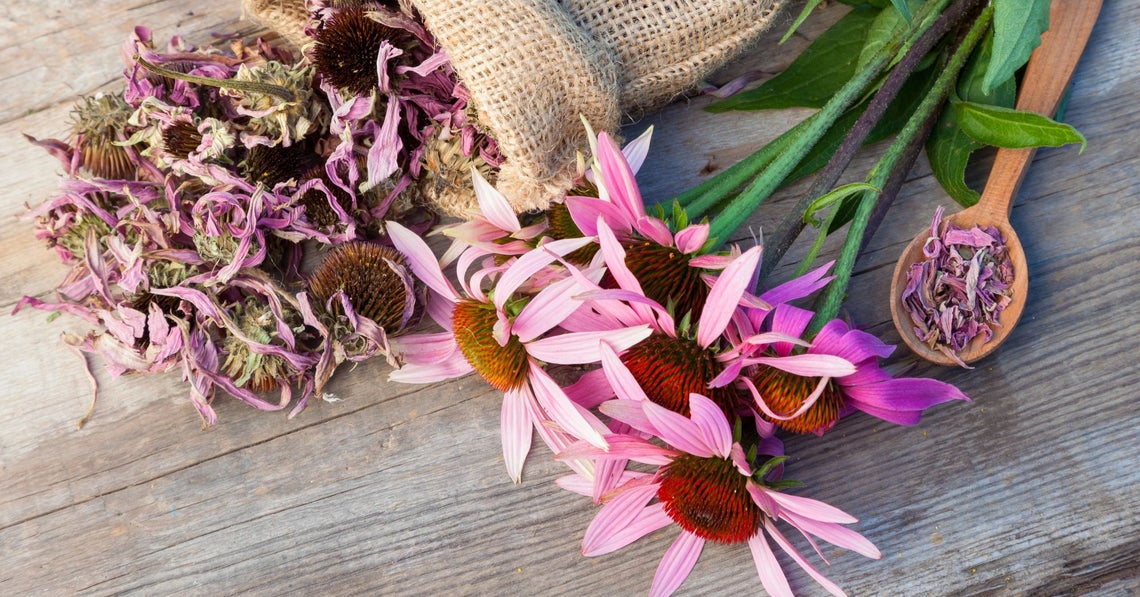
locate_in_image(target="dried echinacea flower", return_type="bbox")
[70,93,136,180]
[416,128,498,217]
[308,241,413,332]
[901,206,1015,364]
[309,6,416,96]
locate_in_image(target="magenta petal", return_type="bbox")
[759,260,835,306]
[749,353,855,378]
[557,434,677,465]
[563,367,615,409]
[762,520,847,597]
[748,532,794,597]
[812,319,894,363]
[649,531,704,597]
[687,394,732,458]
[582,482,660,556]
[642,400,715,457]
[696,245,761,348]
[842,376,968,412]
[565,195,631,236]
[635,216,675,248]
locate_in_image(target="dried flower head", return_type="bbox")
[308,241,411,330]
[229,61,325,146]
[221,297,294,393]
[310,7,414,96]
[69,93,136,180]
[161,119,204,160]
[416,130,497,217]
[241,141,319,188]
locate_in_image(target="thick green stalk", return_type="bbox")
[706,0,955,247]
[806,5,995,335]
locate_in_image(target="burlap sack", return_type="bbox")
[240,0,782,214]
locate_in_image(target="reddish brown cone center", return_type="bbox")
[620,333,738,417]
[658,453,763,544]
[751,366,846,434]
[452,299,528,391]
[623,240,707,318]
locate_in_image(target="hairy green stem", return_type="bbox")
[134,56,296,102]
[806,4,995,335]
[760,0,983,280]
[706,0,955,248]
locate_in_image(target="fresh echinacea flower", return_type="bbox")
[740,304,969,434]
[386,221,652,481]
[559,393,881,597]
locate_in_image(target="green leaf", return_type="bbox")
[983,0,1050,94]
[953,101,1087,151]
[888,0,913,22]
[707,6,881,112]
[927,31,1016,206]
[803,183,880,226]
[780,0,827,44]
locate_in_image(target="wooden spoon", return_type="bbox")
[889,0,1102,366]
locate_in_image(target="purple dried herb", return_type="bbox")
[901,206,1015,366]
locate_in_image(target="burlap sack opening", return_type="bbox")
[241,0,782,215]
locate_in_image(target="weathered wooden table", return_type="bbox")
[3,1,1137,594]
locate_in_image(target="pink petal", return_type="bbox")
[766,492,858,524]
[674,223,710,255]
[388,356,473,384]
[759,260,835,306]
[367,98,401,184]
[513,276,587,342]
[599,399,657,437]
[494,237,595,309]
[744,375,831,422]
[812,319,894,363]
[687,394,733,458]
[470,166,520,232]
[599,341,651,402]
[765,520,850,597]
[589,501,673,556]
[529,361,608,449]
[649,531,704,597]
[527,325,651,365]
[596,131,645,220]
[386,221,457,300]
[582,482,660,556]
[842,376,968,413]
[748,353,856,377]
[621,126,653,174]
[748,532,794,597]
[635,216,675,248]
[563,367,615,409]
[642,400,714,457]
[555,473,596,497]
[697,245,762,348]
[781,510,882,559]
[502,387,532,483]
[565,195,631,236]
[557,434,677,465]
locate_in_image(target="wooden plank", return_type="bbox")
[1,0,1138,595]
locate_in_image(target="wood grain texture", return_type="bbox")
[2,1,1138,595]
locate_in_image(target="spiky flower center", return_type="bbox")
[620,333,737,417]
[241,141,318,188]
[221,298,292,393]
[161,120,203,160]
[751,366,846,434]
[451,299,529,392]
[623,239,707,319]
[658,453,763,544]
[311,8,412,96]
[308,241,409,331]
[70,94,135,180]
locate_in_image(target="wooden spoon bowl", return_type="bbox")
[889,0,1102,366]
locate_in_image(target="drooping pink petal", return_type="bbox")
[697,245,762,348]
[766,491,858,524]
[744,375,831,423]
[512,276,587,342]
[595,131,645,221]
[812,319,894,363]
[581,482,660,556]
[781,510,882,559]
[470,166,520,232]
[494,237,595,309]
[501,387,532,483]
[759,260,836,306]
[762,520,847,597]
[599,399,657,437]
[748,532,794,597]
[386,221,458,300]
[635,216,675,248]
[621,126,653,173]
[367,97,402,185]
[748,353,856,378]
[649,531,704,597]
[565,195,632,236]
[687,393,732,459]
[590,501,673,556]
[529,361,608,449]
[557,434,678,465]
[598,340,651,402]
[563,367,615,409]
[642,400,715,457]
[388,356,473,384]
[673,223,710,255]
[526,325,651,365]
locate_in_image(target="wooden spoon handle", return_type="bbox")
[976,0,1103,220]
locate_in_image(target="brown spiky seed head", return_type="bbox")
[308,241,409,331]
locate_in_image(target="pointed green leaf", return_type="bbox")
[707,6,881,112]
[927,31,1016,207]
[858,0,923,71]
[953,101,1086,151]
[803,183,880,226]
[983,0,1050,93]
[889,0,913,22]
[780,0,827,44]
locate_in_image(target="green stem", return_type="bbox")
[806,4,994,335]
[706,0,955,248]
[134,56,296,102]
